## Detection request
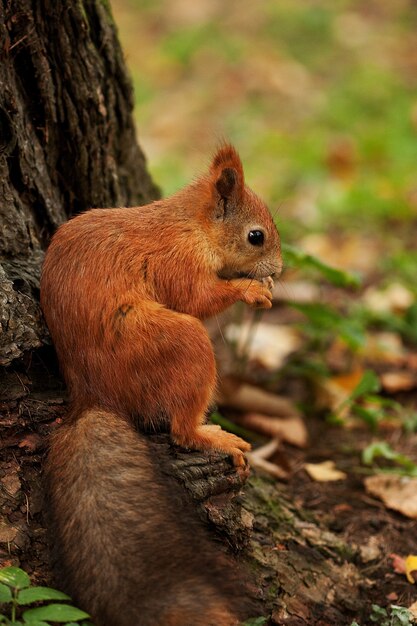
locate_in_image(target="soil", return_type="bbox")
[288,417,417,620]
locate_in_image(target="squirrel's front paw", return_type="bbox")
[263,275,275,291]
[231,278,273,309]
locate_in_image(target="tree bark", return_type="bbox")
[0,0,159,575]
[0,0,158,367]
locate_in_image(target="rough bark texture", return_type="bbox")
[0,0,158,366]
[0,0,159,575]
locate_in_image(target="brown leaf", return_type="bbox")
[1,473,21,497]
[364,332,405,365]
[380,371,417,393]
[365,475,417,519]
[299,232,379,274]
[236,413,308,448]
[247,439,289,480]
[218,376,301,417]
[386,592,398,601]
[304,461,347,482]
[224,321,301,370]
[363,283,414,314]
[390,553,407,575]
[272,280,320,304]
[316,368,364,414]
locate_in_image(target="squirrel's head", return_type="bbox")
[207,144,282,281]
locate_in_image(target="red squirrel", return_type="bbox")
[41,145,282,626]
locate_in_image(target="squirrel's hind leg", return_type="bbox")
[115,301,251,465]
[155,312,251,466]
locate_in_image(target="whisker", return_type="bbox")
[214,314,227,346]
[271,201,284,222]
[242,275,255,296]
[275,276,292,300]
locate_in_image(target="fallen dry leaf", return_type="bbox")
[272,279,320,304]
[363,332,405,365]
[1,472,21,497]
[304,460,347,482]
[359,535,381,563]
[247,439,289,480]
[365,475,417,519]
[224,321,301,370]
[299,232,379,274]
[316,368,365,415]
[386,592,398,602]
[390,553,407,575]
[0,523,18,543]
[389,554,417,584]
[363,283,414,314]
[218,377,301,417]
[380,371,417,393]
[332,503,353,514]
[236,413,308,448]
[406,555,417,583]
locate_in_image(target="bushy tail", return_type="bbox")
[45,408,247,626]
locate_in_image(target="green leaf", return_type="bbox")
[210,412,255,440]
[0,583,12,603]
[363,441,397,465]
[337,319,366,350]
[0,567,30,590]
[370,603,388,623]
[352,406,381,430]
[390,605,414,625]
[291,302,366,349]
[22,621,51,626]
[362,442,417,476]
[348,370,381,403]
[282,243,361,288]
[17,587,71,605]
[23,604,89,623]
[291,301,340,327]
[243,618,268,626]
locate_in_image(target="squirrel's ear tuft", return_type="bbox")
[210,144,244,201]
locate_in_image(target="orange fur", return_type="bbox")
[41,144,282,464]
[40,145,282,625]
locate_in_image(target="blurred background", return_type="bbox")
[112,0,417,280]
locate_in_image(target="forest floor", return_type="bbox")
[287,415,417,623]
[212,285,417,625]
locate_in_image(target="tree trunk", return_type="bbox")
[0,0,159,367]
[0,0,158,575]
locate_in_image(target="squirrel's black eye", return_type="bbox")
[248,230,264,246]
